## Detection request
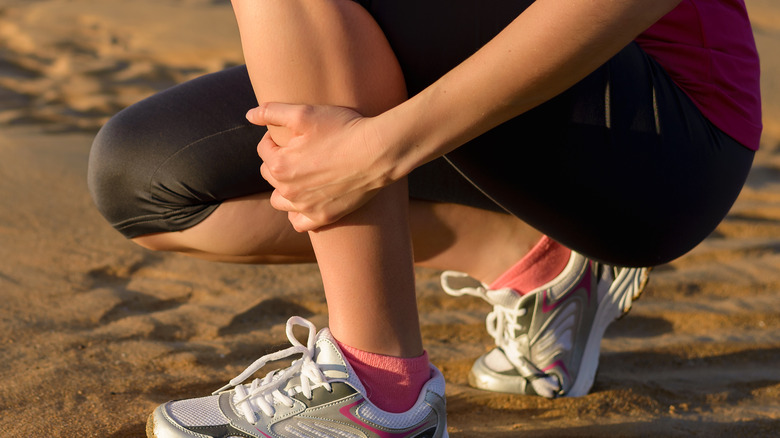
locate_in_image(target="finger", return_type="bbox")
[258,132,282,186]
[288,212,319,233]
[246,102,304,128]
[259,163,278,188]
[257,131,278,160]
[269,189,297,213]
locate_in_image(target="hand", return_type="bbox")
[248,103,394,232]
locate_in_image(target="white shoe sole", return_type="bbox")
[565,266,649,396]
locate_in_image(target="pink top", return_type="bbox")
[635,0,762,150]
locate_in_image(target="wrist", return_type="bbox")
[369,97,440,185]
[363,111,415,186]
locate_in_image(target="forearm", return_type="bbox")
[377,0,682,179]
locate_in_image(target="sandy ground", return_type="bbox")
[1,1,779,436]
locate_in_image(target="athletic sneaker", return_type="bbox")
[147,316,448,438]
[441,251,649,398]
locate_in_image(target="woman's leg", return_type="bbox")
[230,0,414,357]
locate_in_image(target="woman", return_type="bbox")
[88,0,760,436]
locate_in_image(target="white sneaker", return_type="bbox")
[147,316,448,437]
[442,251,649,397]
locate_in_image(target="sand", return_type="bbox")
[0,0,778,436]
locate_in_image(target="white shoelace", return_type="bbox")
[440,271,527,347]
[441,271,561,396]
[212,316,333,423]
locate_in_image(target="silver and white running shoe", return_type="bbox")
[147,316,448,438]
[441,251,649,398]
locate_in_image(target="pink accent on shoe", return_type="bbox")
[339,399,427,438]
[541,262,594,313]
[542,360,572,381]
[254,430,272,438]
[490,236,572,295]
[337,341,430,413]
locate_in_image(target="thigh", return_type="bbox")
[447,44,753,267]
[361,0,534,96]
[363,1,755,266]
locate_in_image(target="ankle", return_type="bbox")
[336,340,431,413]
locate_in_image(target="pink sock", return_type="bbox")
[336,340,431,413]
[489,236,572,295]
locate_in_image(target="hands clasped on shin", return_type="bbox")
[247,103,395,232]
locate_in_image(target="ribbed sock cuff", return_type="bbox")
[336,340,430,413]
[489,235,572,294]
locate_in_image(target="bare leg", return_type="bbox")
[134,196,542,285]
[228,0,420,356]
[133,193,316,265]
[409,201,542,283]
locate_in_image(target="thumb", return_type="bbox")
[246,102,300,128]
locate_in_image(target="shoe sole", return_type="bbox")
[468,358,535,395]
[565,266,649,397]
[145,391,450,438]
[145,412,156,438]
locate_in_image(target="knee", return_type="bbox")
[234,0,406,114]
[88,96,269,241]
[87,110,143,237]
[87,103,190,239]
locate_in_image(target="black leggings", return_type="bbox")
[87,1,754,267]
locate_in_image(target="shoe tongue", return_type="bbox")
[486,287,523,308]
[312,328,350,380]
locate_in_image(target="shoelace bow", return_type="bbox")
[441,271,561,396]
[440,271,528,345]
[212,316,333,423]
